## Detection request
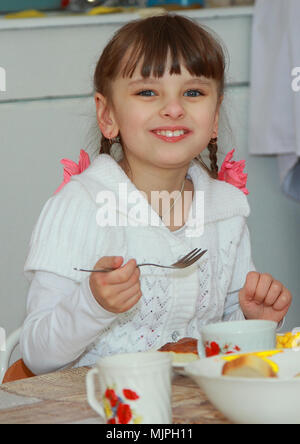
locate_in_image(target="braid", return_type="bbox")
[207,140,219,179]
[196,138,219,179]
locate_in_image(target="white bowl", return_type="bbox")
[185,348,300,424]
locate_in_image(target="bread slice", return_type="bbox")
[222,355,277,378]
[164,351,199,364]
[158,337,198,364]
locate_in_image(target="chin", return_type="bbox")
[155,152,195,168]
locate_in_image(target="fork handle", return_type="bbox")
[74,267,118,273]
[137,263,174,268]
[74,264,174,273]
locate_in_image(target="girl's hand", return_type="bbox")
[239,272,292,323]
[89,256,142,313]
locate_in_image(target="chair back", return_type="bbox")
[2,359,35,384]
[0,328,23,383]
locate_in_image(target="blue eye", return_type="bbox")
[184,89,204,97]
[137,90,155,97]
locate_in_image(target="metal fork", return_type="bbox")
[74,248,207,273]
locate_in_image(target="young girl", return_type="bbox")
[21,14,292,375]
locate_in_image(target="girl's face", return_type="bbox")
[96,57,222,171]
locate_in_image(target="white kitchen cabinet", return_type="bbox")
[0,8,252,102]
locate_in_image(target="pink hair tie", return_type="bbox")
[218,149,249,195]
[54,149,91,194]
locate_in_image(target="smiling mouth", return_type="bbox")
[151,128,191,142]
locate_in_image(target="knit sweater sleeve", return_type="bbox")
[24,180,105,282]
[20,271,118,375]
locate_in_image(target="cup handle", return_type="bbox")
[197,333,205,358]
[86,367,105,419]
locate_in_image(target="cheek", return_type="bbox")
[117,108,145,133]
[195,102,216,120]
[116,111,146,149]
[196,108,218,132]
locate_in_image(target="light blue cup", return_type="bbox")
[197,320,277,358]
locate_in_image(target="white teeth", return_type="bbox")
[156,130,185,137]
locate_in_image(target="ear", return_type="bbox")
[94,93,119,139]
[212,95,223,139]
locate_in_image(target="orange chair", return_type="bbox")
[0,328,35,384]
[2,359,35,384]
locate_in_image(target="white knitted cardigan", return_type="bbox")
[24,154,253,366]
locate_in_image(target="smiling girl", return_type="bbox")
[21,14,292,375]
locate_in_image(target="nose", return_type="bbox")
[159,99,185,120]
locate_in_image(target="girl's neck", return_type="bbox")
[118,157,194,231]
[118,157,188,197]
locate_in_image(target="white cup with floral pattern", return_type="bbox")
[86,351,172,424]
[197,319,277,358]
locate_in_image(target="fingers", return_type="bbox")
[264,280,283,306]
[253,273,273,305]
[239,271,292,321]
[260,277,292,312]
[89,257,142,314]
[113,284,142,311]
[240,271,261,302]
[242,272,277,305]
[117,267,141,293]
[272,288,292,312]
[103,270,140,303]
[101,281,142,313]
[104,259,139,285]
[91,257,137,286]
[94,255,124,270]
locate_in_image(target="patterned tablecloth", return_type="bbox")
[0,367,230,424]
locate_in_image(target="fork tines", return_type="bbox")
[173,248,206,268]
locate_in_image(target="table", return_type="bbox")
[0,367,230,424]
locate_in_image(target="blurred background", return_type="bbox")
[0,1,254,14]
[0,0,299,352]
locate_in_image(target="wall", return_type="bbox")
[226,86,300,330]
[0,7,299,347]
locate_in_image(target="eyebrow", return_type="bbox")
[128,78,213,87]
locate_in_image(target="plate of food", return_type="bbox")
[158,337,200,374]
[185,348,300,424]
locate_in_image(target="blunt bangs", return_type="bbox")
[94,14,226,99]
[119,15,225,91]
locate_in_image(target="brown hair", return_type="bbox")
[94,13,226,179]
